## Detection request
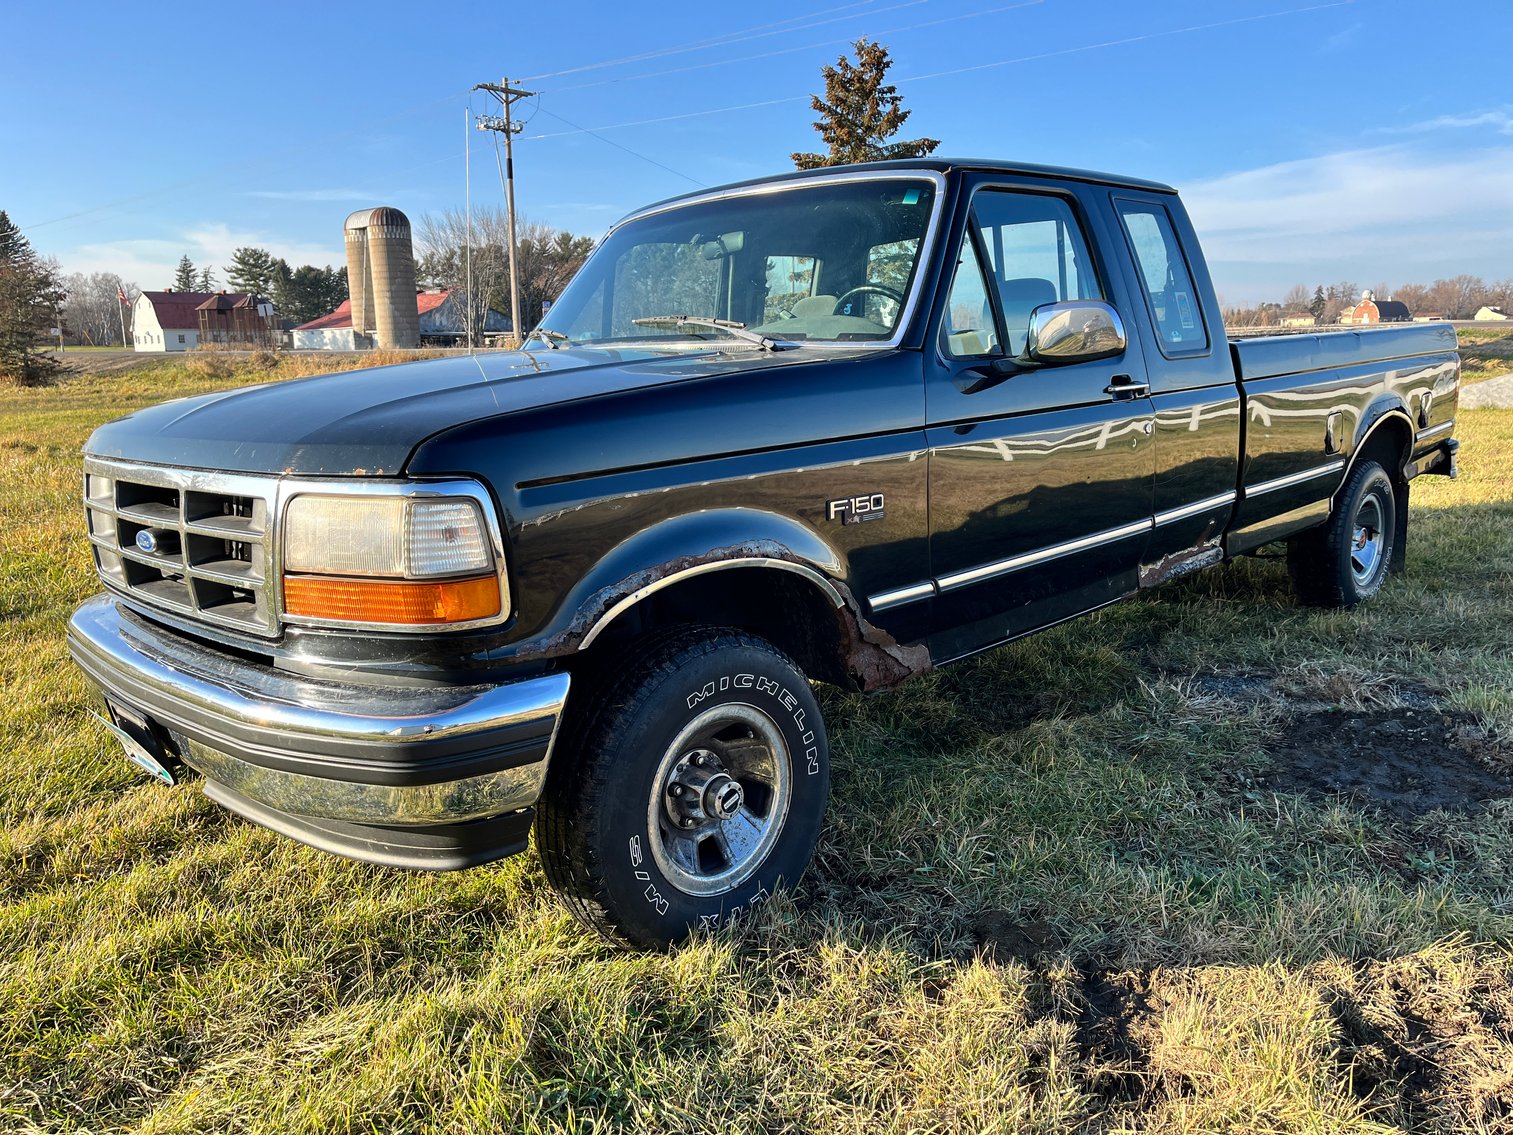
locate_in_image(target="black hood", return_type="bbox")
[84,345,847,476]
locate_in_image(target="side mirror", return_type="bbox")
[1025,301,1127,366]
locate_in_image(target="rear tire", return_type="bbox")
[535,627,829,949]
[1287,458,1397,608]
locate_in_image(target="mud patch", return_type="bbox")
[969,910,1063,962]
[1261,708,1513,819]
[1073,972,1156,1103]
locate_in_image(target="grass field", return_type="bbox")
[2,364,1511,1133]
[1453,328,1513,385]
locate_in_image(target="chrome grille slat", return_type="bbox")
[185,514,264,539]
[83,458,278,637]
[117,502,181,526]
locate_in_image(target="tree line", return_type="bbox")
[1224,276,1513,327]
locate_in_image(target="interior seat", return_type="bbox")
[997,277,1057,354]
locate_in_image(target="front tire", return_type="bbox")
[1287,458,1398,607]
[536,627,829,949]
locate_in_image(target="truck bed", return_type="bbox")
[1230,323,1459,382]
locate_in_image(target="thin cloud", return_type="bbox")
[246,188,384,202]
[1381,107,1513,136]
[1183,144,1513,301]
[1319,20,1362,53]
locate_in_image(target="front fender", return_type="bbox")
[531,508,851,654]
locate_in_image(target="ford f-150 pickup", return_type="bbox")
[69,159,1461,947]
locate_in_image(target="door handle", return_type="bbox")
[1104,375,1150,400]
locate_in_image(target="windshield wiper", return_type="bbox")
[525,328,570,349]
[630,315,784,351]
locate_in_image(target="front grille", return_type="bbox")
[84,459,277,635]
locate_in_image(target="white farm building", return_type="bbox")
[132,290,212,351]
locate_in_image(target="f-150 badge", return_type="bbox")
[826,493,885,524]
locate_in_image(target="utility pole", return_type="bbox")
[473,77,535,345]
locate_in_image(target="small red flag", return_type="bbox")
[117,285,128,304]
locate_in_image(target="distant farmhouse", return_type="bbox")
[1475,305,1509,321]
[1338,290,1411,326]
[133,290,277,352]
[291,289,509,350]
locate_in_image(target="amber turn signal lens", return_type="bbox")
[283,574,501,625]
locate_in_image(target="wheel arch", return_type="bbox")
[1339,404,1414,573]
[564,509,930,691]
[1348,403,1415,482]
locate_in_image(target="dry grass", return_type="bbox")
[1457,328,1513,385]
[2,360,1511,1133]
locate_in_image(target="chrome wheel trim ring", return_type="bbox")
[646,701,793,898]
[1350,491,1386,587]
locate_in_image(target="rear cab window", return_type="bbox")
[1115,200,1208,356]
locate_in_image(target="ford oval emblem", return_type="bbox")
[135,529,160,554]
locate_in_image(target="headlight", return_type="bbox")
[281,489,506,627]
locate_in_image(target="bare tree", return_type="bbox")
[416,209,593,345]
[62,272,137,346]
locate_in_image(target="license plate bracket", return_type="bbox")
[89,702,177,786]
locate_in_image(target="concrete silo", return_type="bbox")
[342,206,419,349]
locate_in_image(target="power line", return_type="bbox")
[530,105,704,186]
[901,0,1357,83]
[550,0,1044,94]
[518,0,912,82]
[525,0,1356,142]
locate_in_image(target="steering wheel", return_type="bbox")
[831,284,905,318]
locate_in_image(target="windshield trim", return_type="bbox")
[589,168,949,351]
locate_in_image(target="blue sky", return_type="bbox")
[3,0,1510,304]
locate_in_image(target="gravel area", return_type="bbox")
[1460,373,1513,409]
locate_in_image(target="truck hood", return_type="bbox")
[85,345,861,475]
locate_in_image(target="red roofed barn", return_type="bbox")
[291,290,509,350]
[132,291,213,352]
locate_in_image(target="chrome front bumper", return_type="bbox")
[68,595,570,867]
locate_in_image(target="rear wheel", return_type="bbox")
[1287,458,1398,607]
[535,627,829,949]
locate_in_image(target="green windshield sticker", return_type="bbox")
[902,188,921,205]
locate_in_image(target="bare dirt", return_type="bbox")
[1260,707,1513,820]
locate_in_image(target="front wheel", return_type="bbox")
[1287,458,1398,607]
[535,628,829,949]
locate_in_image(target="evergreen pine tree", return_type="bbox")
[173,254,196,291]
[791,39,939,169]
[197,266,216,291]
[0,211,25,263]
[0,210,66,385]
[1310,285,1326,321]
[228,247,278,297]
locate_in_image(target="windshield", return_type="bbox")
[539,176,939,346]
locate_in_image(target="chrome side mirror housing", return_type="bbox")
[1025,301,1127,365]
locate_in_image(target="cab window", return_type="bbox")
[971,191,1103,354]
[1116,200,1208,354]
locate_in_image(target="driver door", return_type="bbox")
[925,181,1155,662]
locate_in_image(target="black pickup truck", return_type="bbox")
[69,159,1461,947]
